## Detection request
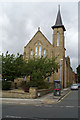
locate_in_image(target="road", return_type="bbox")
[2,89,79,120]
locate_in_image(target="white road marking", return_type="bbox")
[2,101,18,104]
[65,106,74,108]
[1,98,45,101]
[43,105,79,108]
[6,115,22,118]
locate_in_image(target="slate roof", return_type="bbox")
[52,5,66,31]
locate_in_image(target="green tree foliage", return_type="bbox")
[77,65,80,83]
[24,57,59,89]
[2,51,26,81]
[2,51,59,89]
[2,81,11,90]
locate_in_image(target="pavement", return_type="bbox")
[1,87,70,105]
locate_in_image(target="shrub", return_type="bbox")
[26,81,38,87]
[38,82,49,89]
[21,81,49,90]
[2,81,11,90]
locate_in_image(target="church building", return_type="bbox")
[23,6,73,88]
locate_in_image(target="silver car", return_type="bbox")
[71,84,78,90]
[77,83,80,88]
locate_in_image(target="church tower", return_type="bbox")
[52,5,66,88]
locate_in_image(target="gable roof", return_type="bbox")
[24,28,53,48]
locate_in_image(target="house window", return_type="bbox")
[30,49,33,59]
[57,32,59,46]
[35,46,37,58]
[43,49,46,58]
[37,42,39,45]
[39,46,41,58]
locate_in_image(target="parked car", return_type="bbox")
[77,83,80,88]
[71,84,78,90]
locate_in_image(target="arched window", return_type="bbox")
[37,42,39,45]
[57,32,59,46]
[43,49,46,58]
[39,46,41,58]
[35,42,42,58]
[30,49,33,59]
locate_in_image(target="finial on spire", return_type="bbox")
[38,27,40,31]
[58,4,60,11]
[51,5,66,31]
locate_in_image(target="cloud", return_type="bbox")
[0,2,78,72]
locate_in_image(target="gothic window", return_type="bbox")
[35,46,37,58]
[30,49,33,59]
[43,49,46,58]
[37,42,39,45]
[57,32,59,46]
[39,46,41,58]
[35,42,42,58]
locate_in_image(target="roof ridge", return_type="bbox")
[24,28,53,48]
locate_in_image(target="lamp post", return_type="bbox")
[60,59,63,88]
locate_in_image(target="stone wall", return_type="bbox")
[2,87,53,99]
[2,91,30,99]
[65,56,73,87]
[14,78,24,88]
[37,88,53,97]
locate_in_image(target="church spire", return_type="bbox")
[52,5,66,31]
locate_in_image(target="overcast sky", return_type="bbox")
[0,2,78,73]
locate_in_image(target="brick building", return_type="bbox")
[23,6,73,88]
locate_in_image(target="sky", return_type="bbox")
[0,1,78,73]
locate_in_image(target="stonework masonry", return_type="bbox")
[23,6,73,88]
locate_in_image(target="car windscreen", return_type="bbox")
[72,84,78,86]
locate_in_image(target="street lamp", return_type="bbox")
[60,59,63,82]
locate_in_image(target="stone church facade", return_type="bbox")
[23,6,73,88]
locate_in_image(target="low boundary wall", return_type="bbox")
[2,87,53,99]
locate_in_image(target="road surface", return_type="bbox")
[2,89,79,119]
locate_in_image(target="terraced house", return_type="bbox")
[23,6,73,88]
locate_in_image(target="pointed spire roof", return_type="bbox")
[52,5,66,31]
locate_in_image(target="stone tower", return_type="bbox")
[52,5,66,88]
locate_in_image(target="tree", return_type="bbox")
[76,65,80,83]
[2,51,59,89]
[24,56,59,89]
[2,51,26,81]
[14,53,26,78]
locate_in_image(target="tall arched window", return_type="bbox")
[57,32,59,46]
[35,42,42,58]
[43,49,46,58]
[39,46,41,58]
[30,49,33,59]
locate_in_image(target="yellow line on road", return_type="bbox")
[57,91,71,103]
